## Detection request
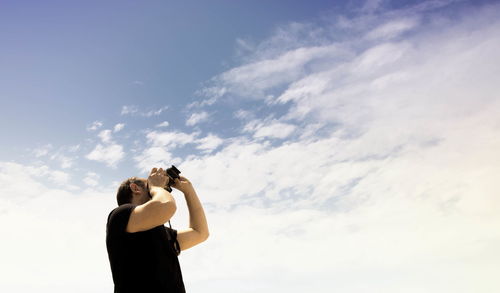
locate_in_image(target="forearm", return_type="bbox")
[184,188,209,237]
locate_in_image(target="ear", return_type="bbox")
[130,183,140,194]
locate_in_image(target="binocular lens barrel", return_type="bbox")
[164,165,181,192]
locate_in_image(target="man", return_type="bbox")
[106,167,209,293]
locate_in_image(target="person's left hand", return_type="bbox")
[171,176,194,194]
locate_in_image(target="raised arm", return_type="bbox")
[174,176,209,251]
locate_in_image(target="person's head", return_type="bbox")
[116,177,151,206]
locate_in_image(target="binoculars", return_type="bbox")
[163,165,181,192]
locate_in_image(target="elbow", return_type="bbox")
[201,230,209,241]
[169,201,177,217]
[162,200,177,222]
[170,200,177,213]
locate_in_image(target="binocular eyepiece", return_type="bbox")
[164,165,181,192]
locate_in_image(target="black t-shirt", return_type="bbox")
[106,204,186,293]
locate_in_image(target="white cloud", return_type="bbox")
[172,3,500,292]
[33,144,53,157]
[195,134,224,153]
[235,37,255,55]
[98,129,113,144]
[155,121,170,128]
[186,96,218,109]
[146,130,198,148]
[144,106,168,117]
[187,87,226,109]
[51,154,75,169]
[86,144,124,168]
[172,104,500,292]
[32,145,77,169]
[134,146,179,173]
[120,105,138,115]
[0,161,115,292]
[133,130,200,172]
[2,162,73,188]
[366,17,420,40]
[68,144,80,152]
[186,111,209,126]
[243,119,297,139]
[113,123,125,132]
[213,44,343,99]
[233,109,252,120]
[60,157,73,169]
[49,170,71,185]
[121,105,168,117]
[86,120,103,131]
[83,172,100,187]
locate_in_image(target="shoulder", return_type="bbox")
[108,203,136,221]
[107,204,137,233]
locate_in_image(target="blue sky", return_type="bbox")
[1,0,349,182]
[0,0,333,142]
[1,0,500,292]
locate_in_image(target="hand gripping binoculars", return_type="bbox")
[163,165,181,192]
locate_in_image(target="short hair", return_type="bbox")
[116,177,146,206]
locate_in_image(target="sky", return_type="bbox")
[0,0,499,292]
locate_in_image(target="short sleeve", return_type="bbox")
[107,204,136,235]
[165,226,181,256]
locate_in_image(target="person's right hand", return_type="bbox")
[148,167,169,188]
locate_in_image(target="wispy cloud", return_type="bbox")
[121,105,168,117]
[243,118,297,139]
[216,45,343,99]
[120,105,138,115]
[155,121,170,128]
[68,144,80,152]
[171,2,500,291]
[186,111,209,126]
[365,17,420,40]
[31,144,77,169]
[86,120,103,131]
[233,109,253,120]
[187,87,225,109]
[144,106,168,117]
[33,144,53,157]
[83,171,100,187]
[113,123,125,132]
[50,154,75,169]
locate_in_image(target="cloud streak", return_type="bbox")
[121,105,169,117]
[186,111,210,126]
[86,120,103,131]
